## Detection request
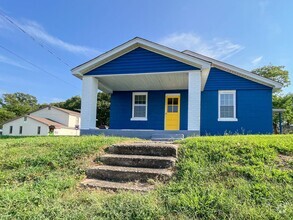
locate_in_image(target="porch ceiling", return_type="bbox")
[96,72,189,93]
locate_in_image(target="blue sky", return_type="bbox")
[0,0,292,103]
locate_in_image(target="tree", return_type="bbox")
[0,93,39,116]
[252,65,290,93]
[0,108,16,128]
[52,96,81,111]
[97,92,110,126]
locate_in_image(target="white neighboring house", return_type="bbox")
[2,106,80,136]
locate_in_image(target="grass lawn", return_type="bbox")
[0,135,292,219]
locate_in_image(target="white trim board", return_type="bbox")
[218,90,238,122]
[131,92,148,121]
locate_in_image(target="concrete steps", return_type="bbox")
[81,142,178,192]
[100,154,176,168]
[86,165,173,182]
[108,142,177,157]
[81,179,155,192]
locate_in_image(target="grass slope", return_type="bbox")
[0,135,292,219]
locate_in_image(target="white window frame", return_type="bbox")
[131,92,148,121]
[218,90,238,122]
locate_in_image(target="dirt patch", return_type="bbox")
[277,154,293,170]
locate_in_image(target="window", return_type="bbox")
[9,126,13,134]
[131,92,148,120]
[37,126,41,135]
[167,97,179,113]
[218,90,237,121]
[19,126,23,134]
[24,116,27,122]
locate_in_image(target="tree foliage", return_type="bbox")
[0,93,39,127]
[252,65,290,93]
[0,92,38,116]
[0,108,16,127]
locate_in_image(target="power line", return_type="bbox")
[0,44,79,89]
[0,9,72,68]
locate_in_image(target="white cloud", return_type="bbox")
[0,54,31,70]
[159,33,244,60]
[251,56,263,66]
[0,15,99,56]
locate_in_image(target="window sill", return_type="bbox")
[130,117,148,121]
[218,118,238,122]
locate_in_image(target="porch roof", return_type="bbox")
[93,71,194,93]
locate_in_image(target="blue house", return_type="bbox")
[72,37,281,138]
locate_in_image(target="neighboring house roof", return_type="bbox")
[71,37,282,90]
[28,115,66,128]
[28,105,80,117]
[51,106,80,117]
[2,106,80,126]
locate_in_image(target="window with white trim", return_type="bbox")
[131,92,148,120]
[218,90,237,121]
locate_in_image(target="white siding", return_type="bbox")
[30,107,69,126]
[68,115,80,128]
[2,117,49,136]
[54,128,80,136]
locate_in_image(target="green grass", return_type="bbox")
[0,135,292,219]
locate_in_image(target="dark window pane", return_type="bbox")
[167,105,173,112]
[173,98,178,105]
[135,95,146,104]
[168,98,172,105]
[173,106,178,112]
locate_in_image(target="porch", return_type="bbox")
[79,69,205,136]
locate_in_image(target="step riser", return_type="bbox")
[100,156,175,168]
[86,169,172,182]
[108,146,177,157]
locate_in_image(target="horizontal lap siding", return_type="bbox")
[201,68,273,135]
[85,47,198,75]
[110,90,188,130]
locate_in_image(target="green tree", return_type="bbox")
[252,65,290,93]
[0,108,16,128]
[0,93,39,116]
[97,92,111,126]
[272,94,293,133]
[52,96,81,111]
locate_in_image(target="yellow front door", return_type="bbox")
[165,95,180,130]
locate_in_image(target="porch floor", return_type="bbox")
[80,129,199,139]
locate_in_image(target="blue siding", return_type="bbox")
[205,68,270,90]
[201,68,273,135]
[110,90,188,130]
[85,47,198,75]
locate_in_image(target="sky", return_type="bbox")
[0,0,292,104]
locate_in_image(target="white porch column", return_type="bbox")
[188,70,201,131]
[81,76,98,129]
